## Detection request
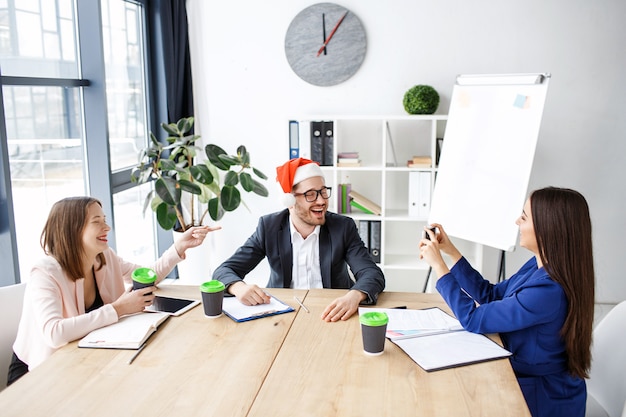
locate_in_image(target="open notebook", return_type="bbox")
[78,312,169,350]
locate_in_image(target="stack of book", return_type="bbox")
[407,155,432,168]
[349,190,381,215]
[337,151,361,167]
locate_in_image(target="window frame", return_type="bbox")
[0,0,170,286]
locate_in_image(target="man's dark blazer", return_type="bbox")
[213,209,385,304]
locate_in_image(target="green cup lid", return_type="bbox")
[131,267,156,284]
[359,311,389,326]
[200,280,225,293]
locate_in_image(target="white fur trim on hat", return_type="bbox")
[277,181,296,207]
[292,162,324,187]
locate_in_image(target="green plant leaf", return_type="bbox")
[149,131,160,146]
[154,177,180,206]
[150,194,163,212]
[190,165,214,184]
[220,185,241,211]
[142,189,155,216]
[252,167,267,180]
[207,180,220,196]
[218,154,238,167]
[252,179,269,197]
[178,179,202,195]
[205,144,229,170]
[156,202,178,230]
[145,147,161,159]
[240,172,253,192]
[178,117,193,134]
[160,159,177,171]
[196,183,213,204]
[208,197,225,221]
[161,122,179,136]
[130,167,142,184]
[237,146,250,165]
[224,170,239,186]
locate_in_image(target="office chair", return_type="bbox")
[0,282,26,391]
[586,301,626,417]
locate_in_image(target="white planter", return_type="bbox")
[172,229,217,285]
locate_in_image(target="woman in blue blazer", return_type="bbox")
[419,187,594,417]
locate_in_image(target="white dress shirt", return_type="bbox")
[289,218,323,289]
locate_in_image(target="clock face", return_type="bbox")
[285,3,367,87]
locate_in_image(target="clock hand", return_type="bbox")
[322,13,327,55]
[316,10,348,57]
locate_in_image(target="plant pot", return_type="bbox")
[172,229,217,284]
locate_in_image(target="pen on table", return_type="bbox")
[128,344,146,365]
[393,306,407,309]
[293,296,310,313]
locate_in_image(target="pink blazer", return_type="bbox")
[13,246,182,370]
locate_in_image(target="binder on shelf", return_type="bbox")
[358,220,370,249]
[310,121,324,165]
[289,120,299,159]
[299,120,311,159]
[436,137,444,166]
[322,121,334,166]
[349,190,381,215]
[369,220,381,263]
[408,171,432,218]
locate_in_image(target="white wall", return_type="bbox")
[186,0,626,302]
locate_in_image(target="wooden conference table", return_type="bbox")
[0,286,530,417]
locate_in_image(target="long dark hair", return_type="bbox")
[530,187,594,378]
[41,197,107,281]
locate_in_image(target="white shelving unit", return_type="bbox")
[292,115,483,292]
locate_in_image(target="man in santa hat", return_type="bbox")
[213,157,385,321]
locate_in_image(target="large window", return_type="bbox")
[101,0,157,266]
[0,0,160,285]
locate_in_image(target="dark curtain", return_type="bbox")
[159,0,194,124]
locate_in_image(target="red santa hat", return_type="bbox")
[276,158,324,207]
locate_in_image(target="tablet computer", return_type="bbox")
[145,295,200,316]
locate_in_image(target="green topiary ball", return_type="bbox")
[403,85,440,115]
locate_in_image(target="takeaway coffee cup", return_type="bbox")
[200,280,225,318]
[131,267,157,293]
[359,311,389,356]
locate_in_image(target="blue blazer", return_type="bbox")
[213,210,385,304]
[436,257,586,417]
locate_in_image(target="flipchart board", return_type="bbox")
[429,73,551,251]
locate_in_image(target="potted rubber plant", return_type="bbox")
[131,116,268,232]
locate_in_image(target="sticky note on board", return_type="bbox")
[457,91,471,108]
[513,94,530,109]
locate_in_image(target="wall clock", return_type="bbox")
[285,3,367,87]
